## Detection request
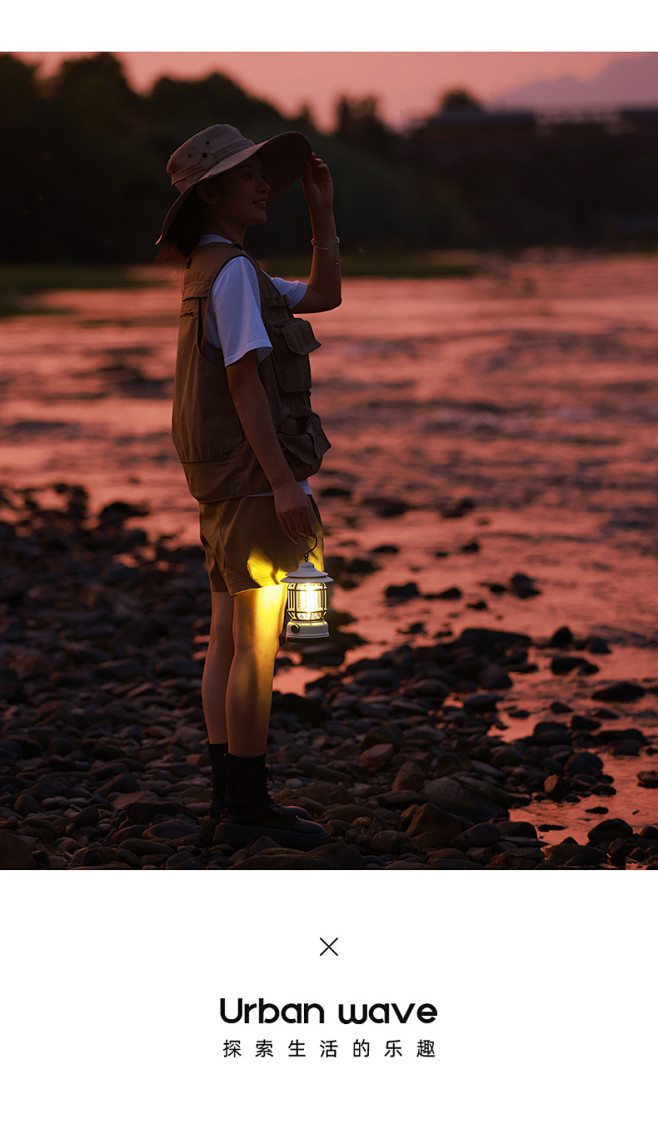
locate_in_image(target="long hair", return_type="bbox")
[155,189,206,267]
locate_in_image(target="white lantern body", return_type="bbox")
[282,560,333,640]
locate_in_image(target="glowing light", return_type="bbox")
[282,560,334,640]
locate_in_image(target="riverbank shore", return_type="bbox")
[1,483,656,871]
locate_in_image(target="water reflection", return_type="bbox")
[1,254,656,833]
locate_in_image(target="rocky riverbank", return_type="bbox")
[1,483,656,871]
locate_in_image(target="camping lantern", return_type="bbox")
[282,556,333,640]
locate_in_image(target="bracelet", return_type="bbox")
[311,236,340,251]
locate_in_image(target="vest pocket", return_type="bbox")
[270,318,321,391]
[274,317,321,354]
[277,410,331,473]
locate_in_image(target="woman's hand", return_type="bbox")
[273,481,317,545]
[301,153,334,215]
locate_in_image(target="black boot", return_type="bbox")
[197,744,312,847]
[216,754,332,851]
[197,743,229,846]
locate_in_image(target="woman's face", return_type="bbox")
[205,157,270,235]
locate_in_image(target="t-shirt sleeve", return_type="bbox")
[268,276,308,310]
[206,257,272,367]
[205,259,308,366]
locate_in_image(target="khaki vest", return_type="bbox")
[171,241,331,502]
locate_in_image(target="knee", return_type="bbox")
[232,624,279,663]
[209,592,235,650]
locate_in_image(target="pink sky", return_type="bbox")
[17,51,644,129]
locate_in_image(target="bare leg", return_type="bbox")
[226,583,287,757]
[202,591,235,745]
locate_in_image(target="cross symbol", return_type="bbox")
[320,937,339,957]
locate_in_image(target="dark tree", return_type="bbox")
[439,88,483,112]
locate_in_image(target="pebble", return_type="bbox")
[360,743,394,768]
[550,655,599,676]
[423,775,508,823]
[0,483,654,873]
[586,817,634,843]
[406,804,465,844]
[385,582,420,600]
[592,682,646,703]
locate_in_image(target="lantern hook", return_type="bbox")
[304,533,318,559]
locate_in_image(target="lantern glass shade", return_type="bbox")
[282,560,333,640]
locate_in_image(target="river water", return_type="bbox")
[1,252,657,842]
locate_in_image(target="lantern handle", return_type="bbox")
[304,534,318,559]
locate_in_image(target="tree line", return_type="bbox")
[1,52,655,265]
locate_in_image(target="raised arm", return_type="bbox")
[292,154,342,315]
[226,350,316,543]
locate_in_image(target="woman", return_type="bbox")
[157,123,341,851]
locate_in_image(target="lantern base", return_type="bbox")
[285,618,330,641]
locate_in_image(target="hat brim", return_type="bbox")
[157,130,312,245]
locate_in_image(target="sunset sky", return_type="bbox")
[16,50,652,129]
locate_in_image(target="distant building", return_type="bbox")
[401,108,537,167]
[398,104,658,244]
[401,104,658,168]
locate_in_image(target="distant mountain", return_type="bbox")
[491,53,658,110]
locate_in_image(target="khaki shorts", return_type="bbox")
[199,495,324,594]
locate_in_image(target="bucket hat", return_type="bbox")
[157,123,312,243]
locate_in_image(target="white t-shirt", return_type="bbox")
[199,233,307,365]
[197,234,311,497]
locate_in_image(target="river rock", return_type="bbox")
[165,851,202,869]
[570,714,601,732]
[385,582,420,601]
[360,724,405,751]
[422,775,509,822]
[463,692,499,712]
[229,847,336,870]
[565,752,603,776]
[2,480,654,873]
[587,817,634,842]
[385,860,430,870]
[98,659,144,681]
[406,803,465,843]
[391,761,425,792]
[123,798,187,824]
[543,774,571,800]
[360,743,395,768]
[509,573,541,598]
[545,841,606,867]
[14,794,41,816]
[143,819,198,841]
[369,830,404,856]
[117,838,173,859]
[550,625,574,647]
[455,822,500,847]
[486,850,538,869]
[98,773,140,797]
[426,853,481,869]
[378,789,423,809]
[592,682,646,703]
[597,727,647,746]
[637,771,658,788]
[478,664,512,689]
[69,845,117,867]
[0,831,38,869]
[497,820,539,838]
[550,655,599,676]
